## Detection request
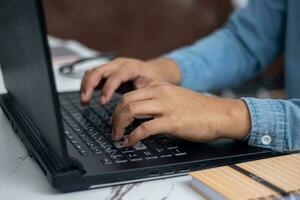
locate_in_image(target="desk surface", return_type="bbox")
[0,38,202,200]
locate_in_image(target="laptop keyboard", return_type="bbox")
[59,92,187,165]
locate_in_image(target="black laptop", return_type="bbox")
[0,0,275,192]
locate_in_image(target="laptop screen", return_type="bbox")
[0,0,69,166]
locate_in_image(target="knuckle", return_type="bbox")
[110,72,122,80]
[98,64,112,73]
[139,122,150,134]
[158,82,171,92]
[115,57,127,62]
[88,68,100,78]
[161,82,171,88]
[99,63,109,68]
[84,70,91,75]
[122,62,136,69]
[121,93,130,105]
[118,57,140,65]
[84,71,93,79]
[126,102,136,115]
[91,66,101,73]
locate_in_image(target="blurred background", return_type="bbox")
[44,0,284,98]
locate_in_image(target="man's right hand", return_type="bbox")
[80,57,181,104]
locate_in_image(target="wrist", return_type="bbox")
[218,99,251,140]
[146,58,181,85]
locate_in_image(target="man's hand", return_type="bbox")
[111,82,251,146]
[80,57,181,105]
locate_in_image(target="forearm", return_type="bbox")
[165,28,259,92]
[164,0,286,92]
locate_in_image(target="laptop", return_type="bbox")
[0,0,275,192]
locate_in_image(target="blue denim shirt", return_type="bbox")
[166,0,300,153]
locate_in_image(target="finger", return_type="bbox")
[125,118,168,146]
[112,87,157,121]
[80,71,88,92]
[80,59,126,103]
[80,67,108,103]
[80,71,90,102]
[112,100,162,141]
[100,64,139,104]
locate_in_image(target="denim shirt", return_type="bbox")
[166,0,300,153]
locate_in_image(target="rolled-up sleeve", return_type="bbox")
[165,0,286,92]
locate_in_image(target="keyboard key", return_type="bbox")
[158,137,179,150]
[66,93,80,99]
[139,149,158,160]
[133,141,148,150]
[143,138,156,145]
[70,138,79,144]
[86,112,104,126]
[113,141,125,149]
[106,149,118,155]
[146,143,172,158]
[61,93,159,162]
[123,152,143,161]
[86,142,97,148]
[79,133,92,143]
[64,128,89,156]
[110,154,128,163]
[80,107,92,116]
[114,140,135,152]
[67,121,78,128]
[102,144,114,152]
[79,149,88,156]
[100,157,112,165]
[71,113,84,122]
[169,148,187,156]
[74,143,83,149]
[91,147,102,154]
[91,107,110,121]
[101,130,112,138]
[119,147,135,153]
[66,134,74,140]
[60,99,70,106]
[95,139,109,147]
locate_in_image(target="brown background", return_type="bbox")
[44,0,232,59]
[44,0,284,93]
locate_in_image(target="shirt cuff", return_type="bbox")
[241,97,286,152]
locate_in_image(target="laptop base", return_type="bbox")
[0,93,277,192]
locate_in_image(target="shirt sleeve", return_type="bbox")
[165,0,286,92]
[242,98,300,153]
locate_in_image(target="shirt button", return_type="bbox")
[261,135,272,145]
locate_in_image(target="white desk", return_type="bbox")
[0,39,201,200]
